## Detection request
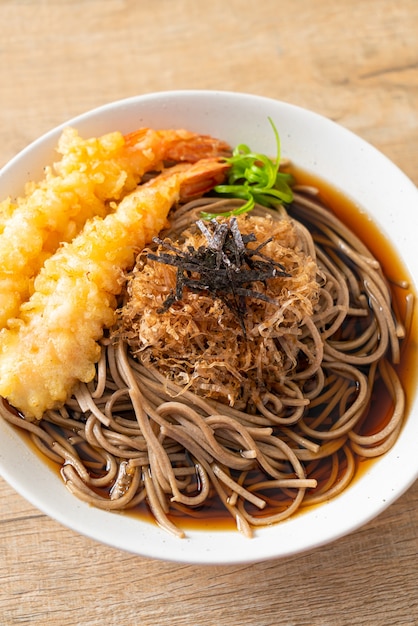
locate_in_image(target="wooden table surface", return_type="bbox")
[1,1,418,624]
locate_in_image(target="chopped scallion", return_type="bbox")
[201,118,294,219]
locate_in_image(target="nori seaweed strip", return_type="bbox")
[149,218,290,331]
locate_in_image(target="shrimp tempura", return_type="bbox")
[0,127,230,327]
[0,158,229,420]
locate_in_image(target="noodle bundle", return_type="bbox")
[0,184,409,538]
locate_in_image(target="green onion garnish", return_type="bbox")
[202,118,294,219]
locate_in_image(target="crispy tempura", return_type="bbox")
[0,158,229,420]
[0,127,230,327]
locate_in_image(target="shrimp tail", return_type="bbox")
[0,128,231,329]
[124,128,231,164]
[155,158,230,201]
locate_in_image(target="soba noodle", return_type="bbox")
[0,186,408,538]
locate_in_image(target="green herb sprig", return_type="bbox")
[202,118,294,219]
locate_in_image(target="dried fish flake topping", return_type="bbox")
[118,213,320,410]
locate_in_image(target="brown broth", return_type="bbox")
[12,167,418,534]
[289,165,418,406]
[163,167,418,531]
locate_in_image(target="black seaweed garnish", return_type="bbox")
[148,218,289,332]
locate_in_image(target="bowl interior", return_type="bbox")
[1,90,417,564]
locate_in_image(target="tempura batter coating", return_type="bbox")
[0,158,228,420]
[0,127,230,327]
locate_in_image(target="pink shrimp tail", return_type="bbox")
[179,158,230,200]
[124,128,231,164]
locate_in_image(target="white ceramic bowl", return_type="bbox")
[1,91,417,564]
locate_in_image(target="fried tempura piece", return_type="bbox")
[0,158,229,420]
[0,127,230,327]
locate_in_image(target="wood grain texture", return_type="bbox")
[1,1,418,624]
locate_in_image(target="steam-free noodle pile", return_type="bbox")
[0,184,408,538]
